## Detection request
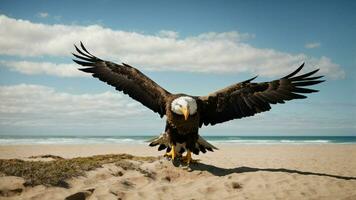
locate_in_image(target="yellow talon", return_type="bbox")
[182,150,195,165]
[165,144,176,160]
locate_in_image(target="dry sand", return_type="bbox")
[0,144,356,200]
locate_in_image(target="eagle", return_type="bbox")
[72,42,324,164]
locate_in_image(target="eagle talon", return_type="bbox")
[181,150,199,165]
[164,144,176,160]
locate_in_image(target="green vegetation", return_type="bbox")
[0,154,157,188]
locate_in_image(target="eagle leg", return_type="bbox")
[164,144,176,160]
[181,150,199,165]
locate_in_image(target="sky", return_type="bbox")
[0,0,355,136]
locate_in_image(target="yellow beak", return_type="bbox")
[180,106,189,120]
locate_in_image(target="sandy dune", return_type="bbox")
[0,144,356,200]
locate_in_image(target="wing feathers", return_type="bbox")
[198,63,324,126]
[72,42,170,117]
[293,75,324,81]
[73,59,93,66]
[72,53,94,62]
[290,69,320,81]
[282,63,304,79]
[293,80,325,87]
[242,75,258,83]
[292,87,319,93]
[78,67,96,73]
[80,41,96,57]
[74,43,94,59]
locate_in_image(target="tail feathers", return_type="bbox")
[196,136,219,152]
[147,133,218,154]
[147,132,170,151]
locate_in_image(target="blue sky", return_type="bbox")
[0,0,355,136]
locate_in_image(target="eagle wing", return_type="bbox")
[72,42,170,117]
[197,63,324,126]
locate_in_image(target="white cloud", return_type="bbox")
[157,30,179,39]
[305,42,321,49]
[0,15,344,79]
[37,12,49,18]
[0,84,148,127]
[1,61,87,77]
[1,84,353,135]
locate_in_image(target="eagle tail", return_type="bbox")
[147,132,170,151]
[148,133,218,155]
[196,136,219,153]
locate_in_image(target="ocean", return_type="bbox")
[0,135,355,145]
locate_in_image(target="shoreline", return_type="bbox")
[1,136,355,146]
[1,143,356,160]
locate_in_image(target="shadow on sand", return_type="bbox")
[189,162,356,181]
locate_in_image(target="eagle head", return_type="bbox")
[171,96,197,120]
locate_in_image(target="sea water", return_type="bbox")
[0,135,355,145]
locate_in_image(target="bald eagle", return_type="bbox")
[73,42,324,164]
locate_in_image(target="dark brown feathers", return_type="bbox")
[72,42,170,117]
[197,63,324,126]
[72,43,324,129]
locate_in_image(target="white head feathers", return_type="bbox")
[171,96,197,115]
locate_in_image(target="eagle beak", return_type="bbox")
[180,106,189,120]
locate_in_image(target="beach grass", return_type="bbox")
[0,154,157,188]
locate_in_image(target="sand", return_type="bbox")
[0,144,356,200]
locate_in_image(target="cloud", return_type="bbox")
[0,84,148,127]
[1,61,87,77]
[0,15,344,79]
[0,84,354,135]
[37,12,49,18]
[305,42,321,49]
[157,30,179,39]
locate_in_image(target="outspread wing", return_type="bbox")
[198,63,324,126]
[72,42,170,117]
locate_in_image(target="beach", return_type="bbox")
[1,144,356,199]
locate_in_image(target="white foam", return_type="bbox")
[0,137,146,145]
